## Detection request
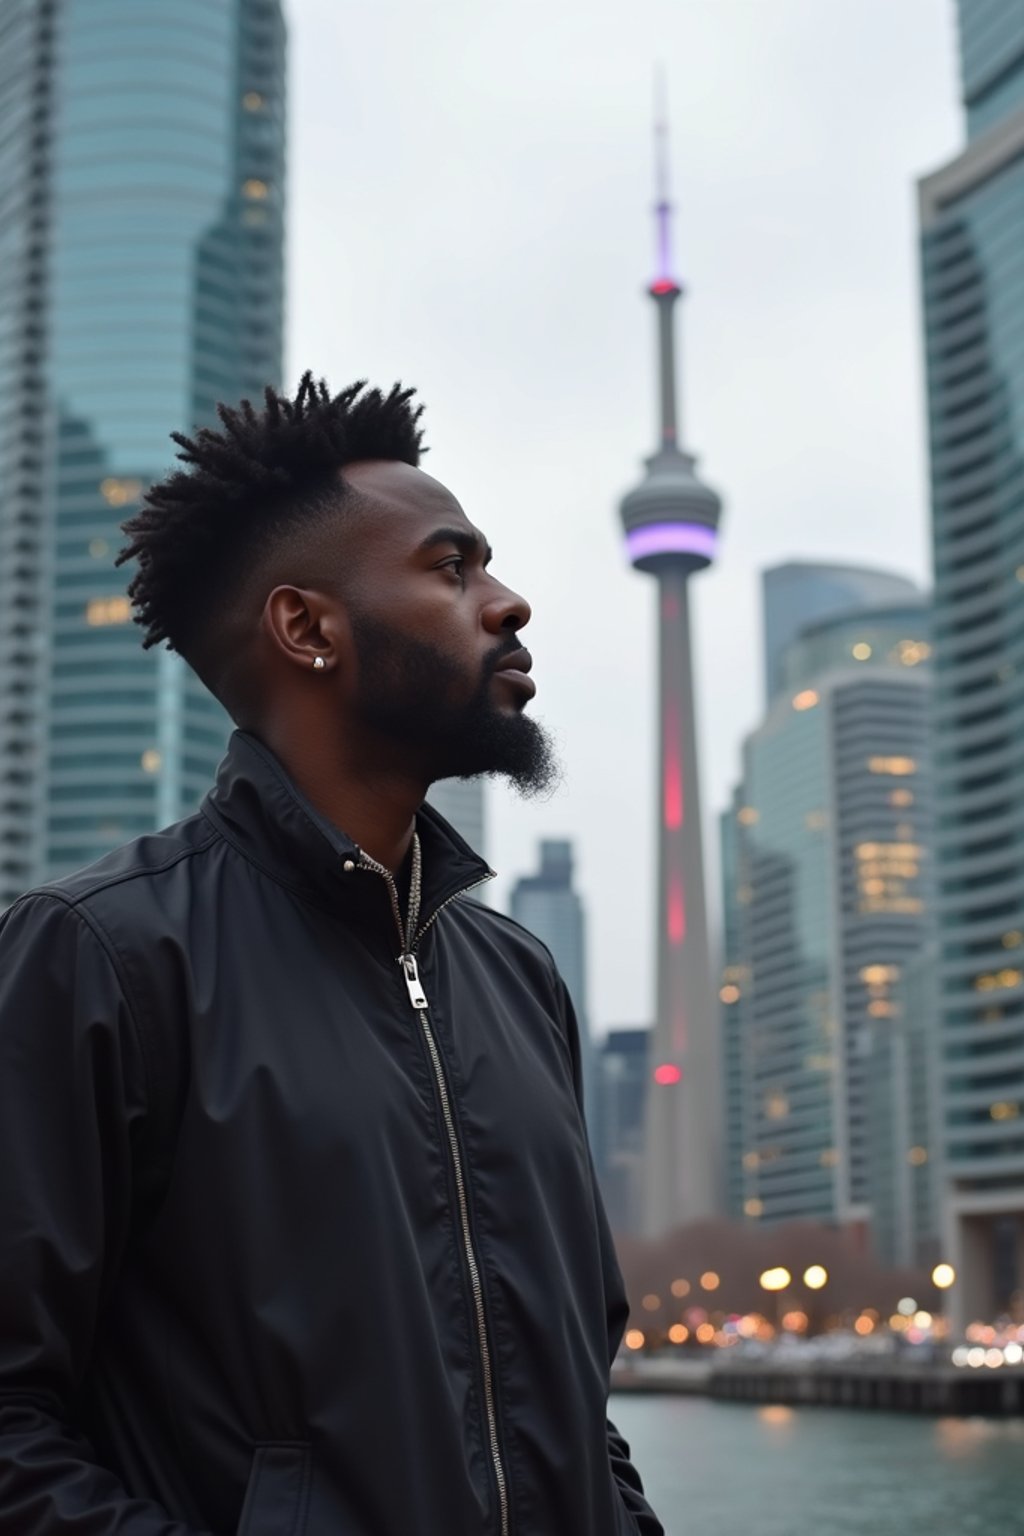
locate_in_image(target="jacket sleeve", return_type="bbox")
[554,975,665,1536]
[0,894,211,1535]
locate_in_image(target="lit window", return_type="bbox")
[242,178,269,199]
[141,749,161,774]
[1002,931,1023,949]
[819,1148,839,1168]
[974,969,1023,992]
[860,964,900,985]
[88,537,109,558]
[100,477,142,507]
[86,596,131,626]
[742,1151,759,1171]
[907,1146,928,1166]
[765,1092,789,1121]
[744,1198,763,1218]
[990,1101,1020,1121]
[867,1000,895,1018]
[890,788,914,807]
[242,90,264,110]
[868,756,916,775]
[852,642,872,660]
[719,983,741,1005]
[792,689,819,711]
[737,805,759,826]
[893,639,931,666]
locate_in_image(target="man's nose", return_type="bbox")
[483,580,531,634]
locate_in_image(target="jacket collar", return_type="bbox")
[201,731,493,932]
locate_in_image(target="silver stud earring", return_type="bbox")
[312,656,326,672]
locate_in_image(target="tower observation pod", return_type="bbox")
[618,106,723,1234]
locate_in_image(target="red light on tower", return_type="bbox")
[654,1063,683,1085]
[668,876,686,945]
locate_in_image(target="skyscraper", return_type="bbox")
[0,0,285,904]
[509,838,593,1112]
[591,1028,650,1237]
[919,0,1024,1324]
[617,114,723,1232]
[721,575,933,1236]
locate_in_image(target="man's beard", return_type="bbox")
[349,616,559,797]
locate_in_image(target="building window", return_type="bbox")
[100,477,142,507]
[85,596,131,627]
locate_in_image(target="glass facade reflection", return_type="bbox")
[919,0,1024,1322]
[957,0,1024,139]
[0,0,285,901]
[721,590,932,1232]
[762,562,919,707]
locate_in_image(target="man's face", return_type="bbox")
[333,461,557,796]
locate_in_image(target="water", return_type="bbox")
[611,1393,1024,1536]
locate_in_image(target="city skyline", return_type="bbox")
[286,0,962,1032]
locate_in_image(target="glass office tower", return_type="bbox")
[721,582,932,1236]
[0,0,285,903]
[920,0,1024,1324]
[510,838,594,1115]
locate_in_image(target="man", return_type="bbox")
[0,376,662,1535]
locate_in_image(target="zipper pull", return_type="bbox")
[399,953,428,1010]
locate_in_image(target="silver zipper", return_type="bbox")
[355,836,508,1536]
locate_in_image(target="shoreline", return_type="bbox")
[612,1357,1024,1415]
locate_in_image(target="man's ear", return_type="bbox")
[262,584,354,681]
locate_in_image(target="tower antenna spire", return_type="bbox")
[652,64,678,293]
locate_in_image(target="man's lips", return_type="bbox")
[491,647,536,699]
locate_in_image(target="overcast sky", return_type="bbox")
[285,0,962,1034]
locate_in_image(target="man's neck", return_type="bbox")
[258,721,427,874]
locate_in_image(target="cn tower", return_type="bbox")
[618,107,723,1234]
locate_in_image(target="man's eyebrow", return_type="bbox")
[417,527,493,564]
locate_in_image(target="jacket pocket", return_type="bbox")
[236,1444,312,1536]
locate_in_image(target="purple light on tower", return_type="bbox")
[616,90,724,1235]
[626,522,718,564]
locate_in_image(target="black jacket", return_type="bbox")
[0,731,662,1536]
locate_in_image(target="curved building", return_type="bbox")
[0,0,285,901]
[617,122,724,1233]
[720,584,934,1241]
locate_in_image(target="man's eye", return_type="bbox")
[443,557,466,580]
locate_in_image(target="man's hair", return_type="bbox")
[117,372,424,669]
